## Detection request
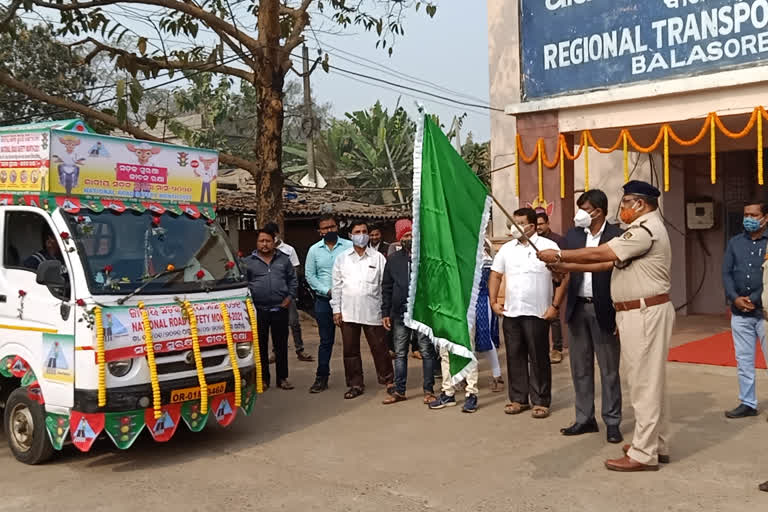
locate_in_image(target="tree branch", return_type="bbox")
[283,0,312,53]
[31,0,260,52]
[0,70,256,173]
[0,0,23,30]
[71,37,254,81]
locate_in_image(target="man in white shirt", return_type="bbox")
[264,222,313,362]
[331,220,394,399]
[488,207,566,420]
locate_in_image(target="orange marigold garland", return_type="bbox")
[94,306,106,407]
[219,303,242,407]
[138,301,161,419]
[182,300,208,413]
[245,298,264,394]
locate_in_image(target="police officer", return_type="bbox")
[538,180,674,472]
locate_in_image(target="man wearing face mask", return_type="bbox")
[488,208,564,420]
[538,180,674,472]
[559,189,624,444]
[305,214,353,393]
[381,219,438,405]
[722,200,768,419]
[331,220,394,399]
[537,211,566,364]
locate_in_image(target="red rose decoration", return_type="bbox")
[237,250,244,258]
[76,299,86,307]
[196,270,205,279]
[18,290,26,297]
[206,219,214,225]
[104,265,113,273]
[152,216,161,226]
[77,215,85,223]
[225,261,235,270]
[60,232,70,240]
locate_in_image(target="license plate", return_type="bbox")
[170,382,227,404]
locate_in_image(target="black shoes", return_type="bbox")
[606,425,623,444]
[725,404,758,418]
[309,376,328,393]
[560,419,599,436]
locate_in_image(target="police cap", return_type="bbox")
[622,180,660,198]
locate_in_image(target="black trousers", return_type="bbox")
[257,308,289,387]
[502,316,552,407]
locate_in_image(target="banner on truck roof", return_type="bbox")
[0,130,49,193]
[99,298,251,362]
[48,130,217,205]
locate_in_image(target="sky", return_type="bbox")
[308,2,492,142]
[21,2,492,142]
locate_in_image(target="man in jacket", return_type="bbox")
[381,219,437,405]
[244,229,298,390]
[558,189,623,444]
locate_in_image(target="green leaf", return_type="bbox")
[426,4,437,17]
[116,78,125,100]
[145,112,159,130]
[321,54,329,73]
[137,37,147,56]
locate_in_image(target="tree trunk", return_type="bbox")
[253,0,287,228]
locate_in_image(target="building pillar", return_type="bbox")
[516,112,575,236]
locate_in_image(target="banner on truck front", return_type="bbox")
[48,130,218,205]
[100,298,252,362]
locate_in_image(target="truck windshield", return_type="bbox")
[63,210,245,295]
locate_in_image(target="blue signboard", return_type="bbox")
[520,0,768,100]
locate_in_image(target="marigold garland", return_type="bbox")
[512,106,768,197]
[182,300,208,413]
[93,306,106,407]
[245,298,264,394]
[219,303,242,407]
[138,301,161,419]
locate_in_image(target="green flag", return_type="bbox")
[405,114,491,383]
[104,410,145,450]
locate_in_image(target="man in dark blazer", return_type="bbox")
[558,189,624,444]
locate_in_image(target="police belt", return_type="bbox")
[613,293,670,312]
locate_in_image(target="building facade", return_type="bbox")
[489,0,768,315]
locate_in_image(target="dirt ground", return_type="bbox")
[1,313,767,511]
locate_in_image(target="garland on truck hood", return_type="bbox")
[219,303,242,408]
[138,301,162,419]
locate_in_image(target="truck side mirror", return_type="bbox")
[36,260,69,299]
[36,260,66,287]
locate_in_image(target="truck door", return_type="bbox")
[0,208,77,408]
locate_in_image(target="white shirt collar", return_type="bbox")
[585,220,607,238]
[512,232,539,247]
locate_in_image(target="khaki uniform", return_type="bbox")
[607,210,675,465]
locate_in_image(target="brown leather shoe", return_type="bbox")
[605,455,659,472]
[759,480,768,492]
[622,444,670,464]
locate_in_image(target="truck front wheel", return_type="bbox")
[3,388,54,465]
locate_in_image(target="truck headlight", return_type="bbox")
[108,359,133,377]
[236,342,252,358]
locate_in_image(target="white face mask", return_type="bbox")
[574,208,596,229]
[351,233,369,248]
[510,225,527,240]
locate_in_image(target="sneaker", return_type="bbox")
[309,376,328,394]
[725,403,758,418]
[428,393,457,410]
[462,394,478,413]
[550,349,563,364]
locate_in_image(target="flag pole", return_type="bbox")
[488,192,540,252]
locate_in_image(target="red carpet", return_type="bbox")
[668,331,767,369]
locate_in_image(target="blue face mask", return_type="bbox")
[743,217,763,233]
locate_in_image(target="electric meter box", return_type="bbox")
[686,201,715,230]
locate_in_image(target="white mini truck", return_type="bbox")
[0,120,261,464]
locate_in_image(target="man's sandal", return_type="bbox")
[423,393,437,404]
[382,392,407,405]
[344,386,364,399]
[532,406,550,419]
[504,402,531,415]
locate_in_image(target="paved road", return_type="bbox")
[2,317,767,511]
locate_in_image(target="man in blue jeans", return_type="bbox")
[380,219,437,405]
[306,214,352,393]
[722,200,768,418]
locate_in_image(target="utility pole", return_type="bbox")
[302,45,317,186]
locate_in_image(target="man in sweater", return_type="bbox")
[381,219,437,405]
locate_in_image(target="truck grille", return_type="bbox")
[155,347,229,375]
